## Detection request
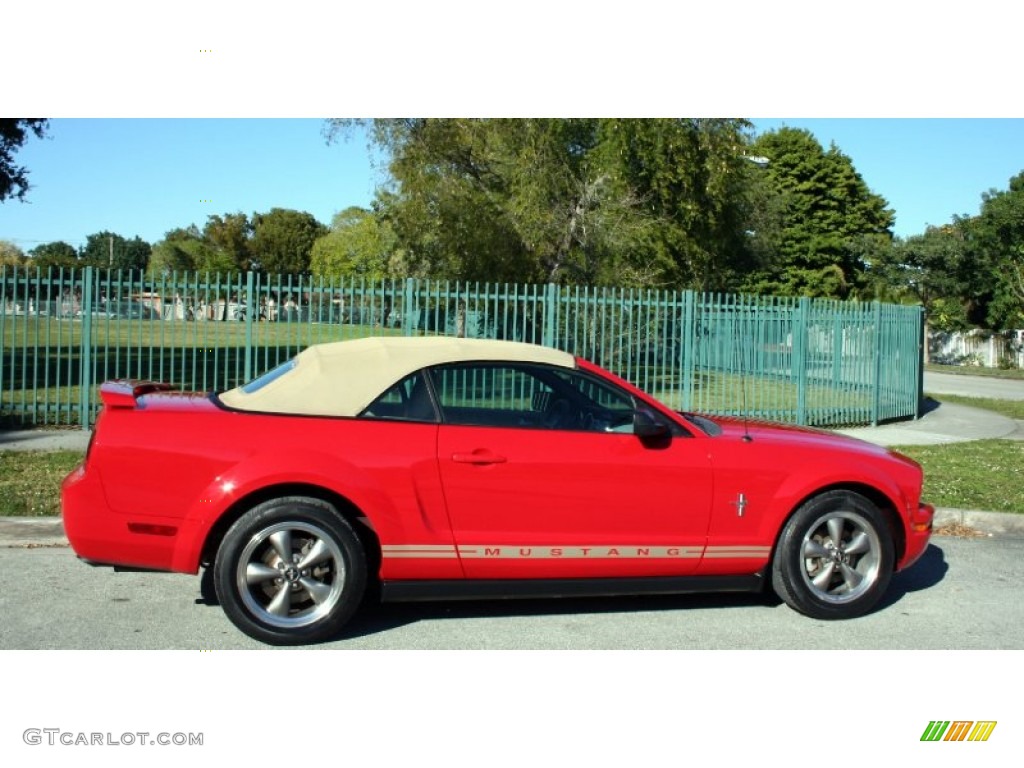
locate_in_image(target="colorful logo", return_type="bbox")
[921,721,997,742]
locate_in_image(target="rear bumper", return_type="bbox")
[61,464,179,572]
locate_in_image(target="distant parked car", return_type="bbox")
[77,300,157,320]
[62,336,934,645]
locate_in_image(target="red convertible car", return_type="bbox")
[62,337,934,644]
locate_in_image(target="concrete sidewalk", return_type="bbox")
[835,399,1023,446]
[0,428,91,452]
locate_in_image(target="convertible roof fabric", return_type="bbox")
[218,336,576,417]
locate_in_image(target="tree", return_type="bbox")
[347,119,582,283]
[249,208,326,275]
[596,118,760,289]
[328,118,759,289]
[202,213,252,271]
[873,225,972,331]
[29,241,79,269]
[1,119,48,203]
[80,231,151,271]
[310,207,401,280]
[965,170,1024,329]
[149,227,205,276]
[746,128,895,298]
[149,216,251,276]
[0,240,27,267]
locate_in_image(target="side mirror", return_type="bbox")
[633,410,669,439]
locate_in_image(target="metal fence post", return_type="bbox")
[795,297,809,425]
[0,267,6,414]
[832,311,843,387]
[871,300,883,426]
[79,266,95,429]
[916,306,926,419]
[681,290,695,412]
[403,278,416,336]
[244,271,255,381]
[543,283,558,348]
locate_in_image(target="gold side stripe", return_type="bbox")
[458,546,702,559]
[381,544,770,560]
[702,553,769,559]
[703,547,771,558]
[383,552,460,559]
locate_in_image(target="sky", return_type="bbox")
[0,119,383,250]
[3,118,1022,252]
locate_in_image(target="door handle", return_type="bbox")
[451,450,507,465]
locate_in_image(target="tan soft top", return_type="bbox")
[217,336,576,417]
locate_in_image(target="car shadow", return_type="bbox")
[336,590,777,641]
[197,566,219,606]
[875,542,949,611]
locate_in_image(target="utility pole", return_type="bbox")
[108,235,113,267]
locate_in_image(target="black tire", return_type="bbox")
[213,496,367,645]
[771,490,894,620]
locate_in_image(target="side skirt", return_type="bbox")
[381,573,765,603]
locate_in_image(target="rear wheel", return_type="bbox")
[214,496,367,645]
[772,491,894,620]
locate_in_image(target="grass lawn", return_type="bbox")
[893,439,1024,515]
[0,450,83,516]
[901,390,1024,515]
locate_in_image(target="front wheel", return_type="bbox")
[213,497,367,645]
[771,491,894,620]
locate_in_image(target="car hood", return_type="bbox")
[693,413,916,464]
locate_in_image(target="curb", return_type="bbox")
[932,508,1024,536]
[3,509,1023,548]
[0,517,68,547]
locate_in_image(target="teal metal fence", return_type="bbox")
[1,266,924,429]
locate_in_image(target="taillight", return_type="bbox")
[84,415,99,463]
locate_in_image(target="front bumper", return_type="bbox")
[898,502,934,571]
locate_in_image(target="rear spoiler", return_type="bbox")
[99,380,176,409]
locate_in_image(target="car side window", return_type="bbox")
[359,372,438,422]
[429,363,640,433]
[429,364,547,428]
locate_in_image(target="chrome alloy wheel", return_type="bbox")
[799,510,882,605]
[236,521,347,629]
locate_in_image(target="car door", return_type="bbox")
[431,362,714,579]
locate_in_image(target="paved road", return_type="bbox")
[924,370,1024,400]
[2,535,1022,649]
